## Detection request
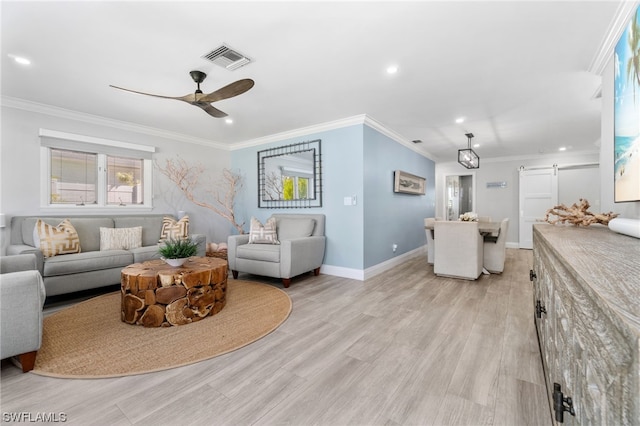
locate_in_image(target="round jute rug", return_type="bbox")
[32,280,291,379]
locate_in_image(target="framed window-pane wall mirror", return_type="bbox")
[258,139,322,208]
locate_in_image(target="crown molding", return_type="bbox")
[362,115,437,161]
[232,113,437,161]
[589,0,639,76]
[3,95,437,161]
[1,96,227,149]
[230,114,369,150]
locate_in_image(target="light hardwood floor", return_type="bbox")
[1,249,551,426]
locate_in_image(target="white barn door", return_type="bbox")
[519,167,558,249]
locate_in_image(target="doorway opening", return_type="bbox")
[445,174,475,221]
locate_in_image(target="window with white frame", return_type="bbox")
[40,129,155,209]
[281,167,312,200]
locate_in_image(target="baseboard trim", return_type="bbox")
[319,264,364,281]
[320,245,426,281]
[364,246,426,280]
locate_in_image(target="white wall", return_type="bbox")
[558,166,600,207]
[436,152,600,247]
[0,105,232,254]
[601,58,640,219]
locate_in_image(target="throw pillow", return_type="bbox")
[100,227,142,251]
[248,217,280,244]
[159,215,189,242]
[34,219,81,258]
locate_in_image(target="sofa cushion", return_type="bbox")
[100,226,142,250]
[248,217,279,244]
[72,218,117,251]
[43,250,133,277]
[129,245,161,263]
[236,244,281,263]
[276,217,316,240]
[23,217,115,250]
[24,217,69,247]
[114,216,164,247]
[159,216,189,242]
[34,219,82,258]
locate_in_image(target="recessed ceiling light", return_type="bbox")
[8,54,30,65]
[559,147,567,151]
[473,143,480,148]
[386,66,398,74]
[225,118,233,124]
[455,117,465,124]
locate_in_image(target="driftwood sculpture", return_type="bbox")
[156,158,245,234]
[544,198,618,226]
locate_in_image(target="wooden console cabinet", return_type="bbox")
[532,224,640,425]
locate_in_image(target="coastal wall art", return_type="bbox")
[614,4,640,202]
[393,170,425,195]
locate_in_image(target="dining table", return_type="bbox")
[424,220,502,242]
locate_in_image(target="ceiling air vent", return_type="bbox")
[201,44,251,71]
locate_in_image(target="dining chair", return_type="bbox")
[424,218,436,264]
[483,218,509,273]
[434,221,483,280]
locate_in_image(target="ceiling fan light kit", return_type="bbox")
[109,70,254,118]
[458,132,480,169]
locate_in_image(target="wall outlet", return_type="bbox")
[392,243,398,252]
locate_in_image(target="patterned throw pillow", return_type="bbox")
[248,217,280,244]
[159,216,189,242]
[100,227,142,251]
[34,219,82,258]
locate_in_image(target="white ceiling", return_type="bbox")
[1,1,626,162]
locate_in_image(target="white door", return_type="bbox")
[519,167,558,249]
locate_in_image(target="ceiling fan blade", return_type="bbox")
[109,85,195,103]
[194,102,228,118]
[199,79,254,103]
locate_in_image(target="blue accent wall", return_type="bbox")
[363,126,436,268]
[230,121,435,273]
[231,125,365,270]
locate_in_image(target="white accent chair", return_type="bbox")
[0,254,46,372]
[424,217,436,265]
[434,221,484,280]
[483,218,509,274]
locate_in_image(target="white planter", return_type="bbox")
[162,258,187,267]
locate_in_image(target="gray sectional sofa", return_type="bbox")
[6,215,206,297]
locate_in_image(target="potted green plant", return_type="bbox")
[158,238,199,267]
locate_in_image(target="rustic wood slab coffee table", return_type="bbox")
[121,257,227,327]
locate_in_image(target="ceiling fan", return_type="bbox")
[109,70,254,118]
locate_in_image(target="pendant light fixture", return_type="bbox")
[458,132,480,169]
